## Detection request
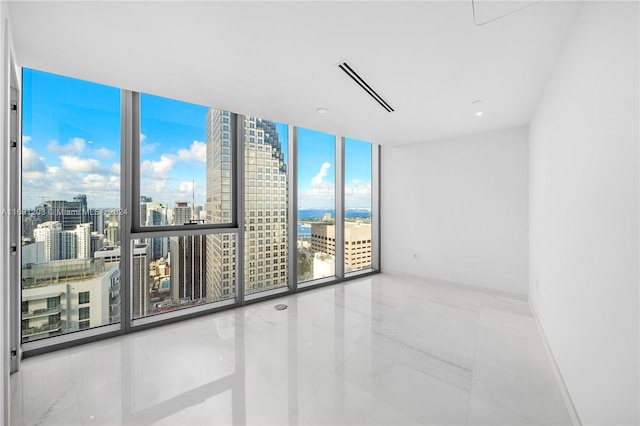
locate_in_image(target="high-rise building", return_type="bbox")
[140,195,153,226]
[104,221,120,246]
[38,199,85,231]
[103,211,121,246]
[94,244,150,319]
[310,222,372,272]
[33,221,77,261]
[145,202,169,260]
[206,110,288,300]
[132,243,151,318]
[205,109,234,301]
[73,223,91,259]
[89,232,105,258]
[21,257,119,341]
[88,208,105,234]
[173,201,192,225]
[72,193,89,224]
[169,235,206,302]
[193,205,203,221]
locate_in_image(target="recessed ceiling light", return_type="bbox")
[475,111,483,116]
[316,107,328,114]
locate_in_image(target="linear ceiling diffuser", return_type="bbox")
[338,62,394,112]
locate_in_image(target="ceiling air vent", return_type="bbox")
[338,62,394,113]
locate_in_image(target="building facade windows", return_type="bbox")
[79,307,90,321]
[17,68,379,352]
[78,292,90,305]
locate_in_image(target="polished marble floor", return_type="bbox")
[10,273,572,425]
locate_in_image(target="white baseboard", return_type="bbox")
[381,268,528,301]
[528,298,582,425]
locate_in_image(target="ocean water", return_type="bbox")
[297,208,371,220]
[297,209,371,239]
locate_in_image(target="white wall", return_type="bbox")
[529,2,639,424]
[381,126,529,295]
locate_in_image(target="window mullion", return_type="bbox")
[288,126,298,291]
[371,143,380,271]
[234,113,245,305]
[335,136,345,279]
[121,90,136,333]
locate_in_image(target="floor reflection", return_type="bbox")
[10,273,572,425]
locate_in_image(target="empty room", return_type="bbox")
[0,1,638,425]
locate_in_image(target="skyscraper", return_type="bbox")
[38,199,84,230]
[173,201,192,225]
[140,195,153,226]
[72,193,89,224]
[205,109,234,301]
[104,220,120,246]
[72,223,91,259]
[145,202,169,260]
[33,221,77,261]
[88,208,105,234]
[206,110,288,300]
[95,243,150,319]
[169,235,207,302]
[89,232,105,258]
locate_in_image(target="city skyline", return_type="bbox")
[22,69,372,210]
[20,68,373,342]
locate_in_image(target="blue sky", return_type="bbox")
[22,68,372,210]
[297,129,372,209]
[22,69,121,208]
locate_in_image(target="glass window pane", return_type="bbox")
[139,94,231,226]
[21,69,121,342]
[344,138,372,272]
[243,118,289,296]
[131,233,236,319]
[297,128,336,283]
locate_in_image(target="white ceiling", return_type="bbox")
[8,0,583,146]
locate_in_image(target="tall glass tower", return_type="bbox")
[206,110,288,301]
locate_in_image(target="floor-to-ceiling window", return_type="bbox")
[133,95,238,320]
[21,69,121,342]
[243,118,290,297]
[344,138,373,274]
[18,68,379,351]
[296,128,336,284]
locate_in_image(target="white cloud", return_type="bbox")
[22,170,46,183]
[111,163,121,175]
[177,141,206,165]
[82,174,120,190]
[82,174,108,189]
[23,162,121,208]
[299,162,336,208]
[60,156,103,173]
[48,137,86,155]
[311,162,331,188]
[140,179,169,198]
[345,180,372,208]
[23,146,46,172]
[94,147,117,159]
[23,135,32,143]
[140,134,160,154]
[179,181,195,193]
[345,179,371,197]
[141,154,176,178]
